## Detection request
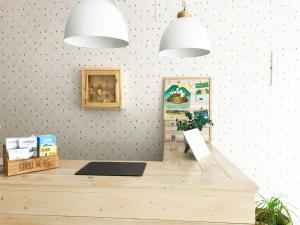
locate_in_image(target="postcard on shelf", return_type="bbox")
[19,136,38,158]
[37,135,57,157]
[183,128,210,161]
[39,145,57,157]
[5,138,19,150]
[8,148,30,161]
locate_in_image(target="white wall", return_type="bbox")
[0,0,299,223]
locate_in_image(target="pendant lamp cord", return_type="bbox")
[182,0,188,11]
[155,0,188,21]
[177,0,188,12]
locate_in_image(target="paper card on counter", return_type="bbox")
[183,128,210,161]
[8,148,30,161]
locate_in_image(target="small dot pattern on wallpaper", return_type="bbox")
[0,0,300,223]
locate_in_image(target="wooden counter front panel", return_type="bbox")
[0,188,254,224]
[0,143,257,225]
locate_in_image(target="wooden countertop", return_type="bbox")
[0,143,258,225]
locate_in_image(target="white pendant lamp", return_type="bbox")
[64,0,129,49]
[159,2,210,58]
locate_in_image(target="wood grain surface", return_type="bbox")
[0,143,258,225]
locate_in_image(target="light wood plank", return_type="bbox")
[0,144,257,224]
[0,188,255,223]
[0,214,252,225]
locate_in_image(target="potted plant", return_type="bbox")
[256,194,294,225]
[176,109,213,153]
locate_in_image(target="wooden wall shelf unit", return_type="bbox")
[0,143,258,225]
[163,77,212,143]
[82,68,123,109]
[2,146,59,177]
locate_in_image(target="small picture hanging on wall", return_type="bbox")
[194,82,210,102]
[82,68,123,109]
[164,82,191,120]
[163,77,211,143]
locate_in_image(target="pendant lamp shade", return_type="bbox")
[64,0,129,49]
[159,15,210,57]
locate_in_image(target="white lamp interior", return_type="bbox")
[159,48,210,58]
[64,36,129,49]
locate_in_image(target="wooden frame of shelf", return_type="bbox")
[82,68,123,109]
[2,146,59,177]
[163,76,212,143]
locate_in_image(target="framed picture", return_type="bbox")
[82,68,123,109]
[163,77,211,143]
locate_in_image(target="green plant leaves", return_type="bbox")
[176,109,213,132]
[255,194,294,225]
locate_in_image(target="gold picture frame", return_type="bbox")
[82,68,123,109]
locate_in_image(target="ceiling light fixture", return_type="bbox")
[159,0,210,58]
[64,0,129,49]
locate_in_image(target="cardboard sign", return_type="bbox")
[183,128,210,161]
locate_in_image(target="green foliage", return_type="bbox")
[176,109,213,132]
[256,194,294,225]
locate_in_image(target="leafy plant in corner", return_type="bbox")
[256,194,295,225]
[176,109,213,153]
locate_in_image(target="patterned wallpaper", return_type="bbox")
[0,0,300,223]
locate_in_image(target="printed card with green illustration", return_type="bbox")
[194,81,210,102]
[164,83,191,120]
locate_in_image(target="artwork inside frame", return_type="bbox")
[163,77,211,143]
[164,82,192,120]
[82,68,123,109]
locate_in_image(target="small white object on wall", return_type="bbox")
[183,128,210,161]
